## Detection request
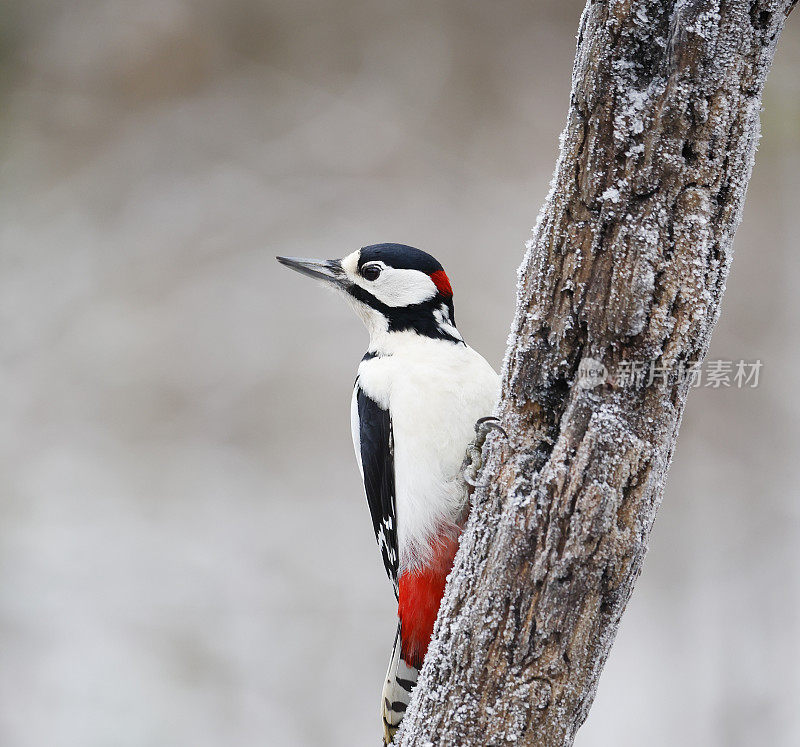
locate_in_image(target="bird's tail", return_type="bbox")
[381,622,419,745]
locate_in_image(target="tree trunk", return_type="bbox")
[398,1,794,745]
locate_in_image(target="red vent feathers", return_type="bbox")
[429,270,452,297]
[397,535,460,669]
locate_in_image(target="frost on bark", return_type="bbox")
[397,2,794,745]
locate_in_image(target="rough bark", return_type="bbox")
[398,1,794,745]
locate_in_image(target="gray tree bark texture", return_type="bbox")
[397,1,795,745]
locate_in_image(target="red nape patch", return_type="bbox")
[429,270,453,297]
[397,537,460,669]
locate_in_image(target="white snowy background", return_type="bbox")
[0,1,798,745]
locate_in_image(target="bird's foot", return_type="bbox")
[462,416,507,488]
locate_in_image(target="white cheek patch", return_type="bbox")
[364,268,437,307]
[339,250,438,307]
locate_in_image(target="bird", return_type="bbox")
[277,244,499,743]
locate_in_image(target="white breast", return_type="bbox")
[354,333,499,573]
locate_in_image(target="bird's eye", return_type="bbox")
[362,264,381,281]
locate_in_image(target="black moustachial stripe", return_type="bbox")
[356,386,399,594]
[347,243,464,344]
[348,284,462,343]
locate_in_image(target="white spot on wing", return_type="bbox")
[433,303,463,341]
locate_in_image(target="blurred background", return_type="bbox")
[0,1,798,745]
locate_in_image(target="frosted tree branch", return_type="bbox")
[397,1,794,745]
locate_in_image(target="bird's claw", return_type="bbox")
[474,415,507,439]
[462,416,506,488]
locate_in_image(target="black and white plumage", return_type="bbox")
[354,379,399,595]
[277,244,499,743]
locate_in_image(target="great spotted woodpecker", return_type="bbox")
[277,244,499,743]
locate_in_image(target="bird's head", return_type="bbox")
[277,243,462,345]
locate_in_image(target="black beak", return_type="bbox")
[276,256,345,287]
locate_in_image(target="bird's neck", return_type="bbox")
[363,300,463,356]
[366,331,465,364]
[358,296,462,351]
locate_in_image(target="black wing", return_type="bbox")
[356,384,399,596]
